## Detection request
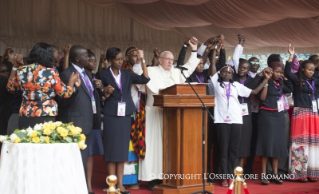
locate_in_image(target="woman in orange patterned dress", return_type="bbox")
[7,42,81,129]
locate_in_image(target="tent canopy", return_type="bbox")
[1,0,319,62]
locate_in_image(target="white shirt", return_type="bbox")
[72,63,93,93]
[130,63,146,109]
[109,67,121,87]
[248,71,257,78]
[210,73,252,124]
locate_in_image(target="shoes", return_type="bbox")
[299,178,308,183]
[308,178,318,182]
[272,174,283,185]
[221,180,228,187]
[88,192,95,194]
[260,173,269,185]
[148,179,162,191]
[120,191,131,194]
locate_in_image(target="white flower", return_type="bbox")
[10,134,18,142]
[55,121,62,126]
[26,127,32,131]
[0,135,8,143]
[34,124,42,130]
[27,129,34,136]
[21,130,26,133]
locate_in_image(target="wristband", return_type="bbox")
[142,60,146,63]
[192,50,197,52]
[263,84,268,88]
[12,67,18,71]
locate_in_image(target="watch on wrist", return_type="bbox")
[263,84,268,88]
[12,67,18,71]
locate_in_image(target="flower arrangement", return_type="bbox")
[0,121,87,150]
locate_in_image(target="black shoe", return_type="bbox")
[88,192,95,194]
[148,179,162,191]
[120,191,131,194]
[148,180,157,191]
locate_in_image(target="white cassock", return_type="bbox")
[138,52,200,181]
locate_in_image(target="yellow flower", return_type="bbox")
[44,137,50,143]
[59,129,68,139]
[31,130,38,137]
[77,140,87,150]
[43,128,52,135]
[14,137,20,143]
[69,126,82,136]
[57,127,64,133]
[80,134,86,141]
[32,137,40,143]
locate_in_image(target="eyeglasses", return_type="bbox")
[160,57,174,62]
[250,61,260,65]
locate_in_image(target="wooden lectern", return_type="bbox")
[153,84,215,194]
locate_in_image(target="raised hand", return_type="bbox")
[188,37,198,51]
[13,54,24,67]
[262,67,273,79]
[288,43,295,56]
[153,48,160,58]
[63,44,72,55]
[74,74,81,88]
[238,34,245,46]
[138,50,144,60]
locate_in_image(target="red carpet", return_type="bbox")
[92,155,319,194]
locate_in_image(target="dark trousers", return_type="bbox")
[216,123,242,176]
[244,112,258,174]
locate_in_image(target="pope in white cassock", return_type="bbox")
[138,37,200,186]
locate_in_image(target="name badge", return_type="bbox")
[277,99,284,112]
[223,111,231,123]
[117,102,126,116]
[251,102,259,113]
[241,103,249,116]
[92,99,97,114]
[317,98,319,110]
[312,100,317,113]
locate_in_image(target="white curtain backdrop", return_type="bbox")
[0,0,319,64]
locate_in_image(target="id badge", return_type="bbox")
[92,99,97,114]
[241,103,249,116]
[223,111,231,123]
[277,99,284,112]
[251,102,259,113]
[317,98,319,110]
[284,96,289,109]
[117,102,126,116]
[312,100,317,112]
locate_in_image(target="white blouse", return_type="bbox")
[210,73,252,124]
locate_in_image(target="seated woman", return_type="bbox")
[7,42,80,129]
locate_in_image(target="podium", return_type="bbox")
[153,84,215,194]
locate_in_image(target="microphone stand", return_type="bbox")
[179,69,214,194]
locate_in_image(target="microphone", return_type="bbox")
[175,66,188,71]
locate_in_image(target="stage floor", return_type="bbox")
[92,155,319,194]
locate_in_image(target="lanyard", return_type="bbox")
[239,77,247,103]
[110,68,123,101]
[195,74,204,83]
[223,82,231,109]
[76,70,94,99]
[273,84,281,100]
[306,80,315,100]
